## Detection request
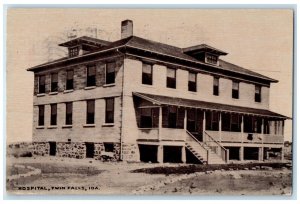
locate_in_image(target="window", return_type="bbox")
[168,106,177,128]
[38,75,46,94]
[69,47,79,57]
[50,104,57,126]
[244,115,253,133]
[213,77,219,96]
[187,109,196,132]
[264,119,270,134]
[38,105,45,126]
[206,54,218,64]
[206,111,219,131]
[105,98,114,123]
[188,72,197,92]
[106,62,115,84]
[87,65,96,87]
[51,73,58,92]
[232,81,239,99]
[166,68,176,89]
[66,70,74,90]
[86,100,95,124]
[104,143,114,152]
[140,108,159,128]
[65,102,72,125]
[142,63,153,85]
[255,85,261,102]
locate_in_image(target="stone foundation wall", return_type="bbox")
[8,142,122,161]
[121,143,139,162]
[56,142,86,159]
[32,142,49,156]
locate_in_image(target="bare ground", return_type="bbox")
[6,156,292,196]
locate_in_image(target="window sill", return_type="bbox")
[83,124,95,128]
[64,89,74,94]
[62,125,73,128]
[102,123,114,127]
[141,84,153,88]
[36,126,45,129]
[47,126,57,129]
[103,83,115,88]
[84,86,96,90]
[37,93,46,97]
[49,91,58,95]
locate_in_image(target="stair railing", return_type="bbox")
[186,130,210,162]
[203,131,229,163]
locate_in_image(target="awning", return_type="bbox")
[133,92,290,119]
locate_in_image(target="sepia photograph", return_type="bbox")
[5,8,293,196]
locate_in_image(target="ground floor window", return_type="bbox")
[138,145,158,163]
[163,146,182,163]
[162,106,184,129]
[139,108,159,128]
[206,111,219,131]
[244,147,259,160]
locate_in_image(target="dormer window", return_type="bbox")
[206,54,218,65]
[69,46,79,57]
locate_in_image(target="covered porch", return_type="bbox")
[133,92,289,163]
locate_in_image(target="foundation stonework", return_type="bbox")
[122,143,139,162]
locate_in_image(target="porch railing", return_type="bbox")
[186,130,210,162]
[203,131,229,163]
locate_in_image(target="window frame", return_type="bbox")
[105,98,115,124]
[166,68,176,89]
[142,63,153,85]
[69,46,79,57]
[38,75,46,94]
[38,105,45,126]
[213,77,219,96]
[65,102,73,125]
[232,81,239,99]
[105,62,116,85]
[51,73,58,92]
[86,100,95,124]
[255,85,261,102]
[66,70,74,90]
[188,72,197,92]
[86,65,96,87]
[50,104,57,126]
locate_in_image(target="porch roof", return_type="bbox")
[133,92,290,119]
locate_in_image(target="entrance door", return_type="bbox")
[195,110,203,141]
[49,142,56,156]
[85,142,95,158]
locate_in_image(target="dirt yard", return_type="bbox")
[6,156,292,196]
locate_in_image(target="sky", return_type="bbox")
[6,9,293,143]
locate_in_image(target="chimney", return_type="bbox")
[121,20,133,39]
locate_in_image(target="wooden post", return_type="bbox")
[158,106,162,141]
[239,146,244,161]
[218,112,222,155]
[184,109,187,131]
[203,110,206,142]
[157,145,163,163]
[181,146,186,163]
[241,115,244,143]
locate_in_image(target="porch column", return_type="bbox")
[181,146,186,163]
[158,106,162,141]
[258,147,264,161]
[203,111,206,142]
[157,145,163,163]
[241,115,244,143]
[218,112,222,155]
[281,147,284,161]
[261,119,264,144]
[239,146,244,161]
[184,109,187,131]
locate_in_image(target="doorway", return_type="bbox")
[85,142,95,158]
[49,142,56,156]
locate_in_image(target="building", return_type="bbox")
[27,20,289,164]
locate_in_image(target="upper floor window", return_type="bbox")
[66,70,74,90]
[38,75,46,94]
[38,105,45,126]
[232,81,239,99]
[86,65,96,87]
[167,68,176,89]
[69,47,79,57]
[50,104,57,126]
[206,54,218,64]
[86,100,95,124]
[65,102,72,125]
[213,77,219,96]
[51,73,58,92]
[105,98,114,123]
[188,72,197,92]
[106,62,116,84]
[142,63,153,85]
[255,85,261,102]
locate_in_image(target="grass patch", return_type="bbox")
[131,162,291,175]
